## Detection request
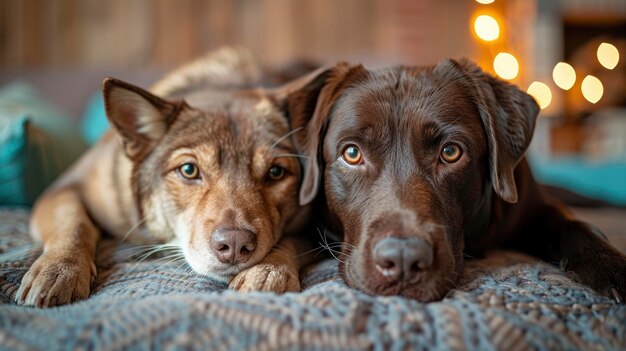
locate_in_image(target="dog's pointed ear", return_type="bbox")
[273,62,364,206]
[103,78,184,160]
[442,58,539,203]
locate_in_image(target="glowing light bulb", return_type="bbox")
[476,0,495,4]
[597,42,619,70]
[581,75,604,104]
[552,62,576,90]
[493,53,519,80]
[474,15,499,41]
[527,82,552,109]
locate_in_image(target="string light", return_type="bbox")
[474,15,499,41]
[552,62,576,90]
[527,82,552,109]
[597,42,619,70]
[493,53,519,80]
[581,75,604,104]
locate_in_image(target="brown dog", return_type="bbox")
[15,49,315,307]
[284,59,626,303]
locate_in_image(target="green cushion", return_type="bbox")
[0,81,86,206]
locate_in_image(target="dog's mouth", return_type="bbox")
[342,257,458,301]
[339,231,460,301]
[182,243,270,282]
[176,221,277,281]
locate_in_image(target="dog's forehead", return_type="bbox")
[151,94,292,173]
[177,94,288,142]
[335,66,478,128]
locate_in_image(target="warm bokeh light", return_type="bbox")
[527,82,552,109]
[493,52,519,80]
[552,62,576,90]
[475,0,495,4]
[597,42,620,70]
[474,15,499,41]
[581,75,604,104]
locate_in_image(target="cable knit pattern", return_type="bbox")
[0,208,624,350]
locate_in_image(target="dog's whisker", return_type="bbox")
[324,242,355,250]
[272,153,310,159]
[320,244,350,256]
[153,255,187,273]
[316,227,349,264]
[324,248,347,264]
[154,256,187,274]
[267,127,303,155]
[118,244,179,258]
[120,217,147,243]
[128,246,177,261]
[139,252,183,267]
[297,245,332,257]
[130,245,181,268]
[317,228,352,253]
[462,252,475,259]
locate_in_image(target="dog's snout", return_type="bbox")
[211,229,257,264]
[373,237,433,281]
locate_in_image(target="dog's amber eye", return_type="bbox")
[441,144,462,163]
[179,163,200,179]
[342,145,363,165]
[267,165,285,180]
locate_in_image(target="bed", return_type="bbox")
[1,207,624,350]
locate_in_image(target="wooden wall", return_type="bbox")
[0,0,479,70]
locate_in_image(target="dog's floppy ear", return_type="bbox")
[103,78,184,160]
[443,58,539,203]
[274,62,363,205]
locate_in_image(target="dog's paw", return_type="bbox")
[229,263,300,294]
[561,251,626,304]
[15,252,96,307]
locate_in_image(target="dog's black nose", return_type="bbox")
[373,237,433,281]
[211,229,256,264]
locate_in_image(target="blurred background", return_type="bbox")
[0,0,625,214]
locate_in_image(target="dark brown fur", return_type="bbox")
[284,59,626,302]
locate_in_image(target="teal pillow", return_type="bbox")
[0,81,87,206]
[530,157,626,206]
[81,92,109,145]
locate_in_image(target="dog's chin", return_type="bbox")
[184,252,266,283]
[341,258,459,302]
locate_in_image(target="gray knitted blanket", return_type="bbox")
[0,208,624,350]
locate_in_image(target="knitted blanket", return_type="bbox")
[0,208,624,350]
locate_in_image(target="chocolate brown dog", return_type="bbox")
[284,59,626,302]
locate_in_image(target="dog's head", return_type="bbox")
[287,59,539,300]
[103,78,311,281]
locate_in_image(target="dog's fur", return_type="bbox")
[284,59,626,302]
[15,48,316,307]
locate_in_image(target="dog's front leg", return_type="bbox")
[557,217,626,303]
[529,205,626,303]
[229,234,314,293]
[15,187,99,307]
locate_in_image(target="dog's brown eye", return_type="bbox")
[342,145,363,165]
[179,163,200,179]
[441,144,462,163]
[267,165,285,180]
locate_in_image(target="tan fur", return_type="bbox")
[151,47,261,98]
[16,48,315,307]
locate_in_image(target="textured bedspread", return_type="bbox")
[0,208,625,350]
